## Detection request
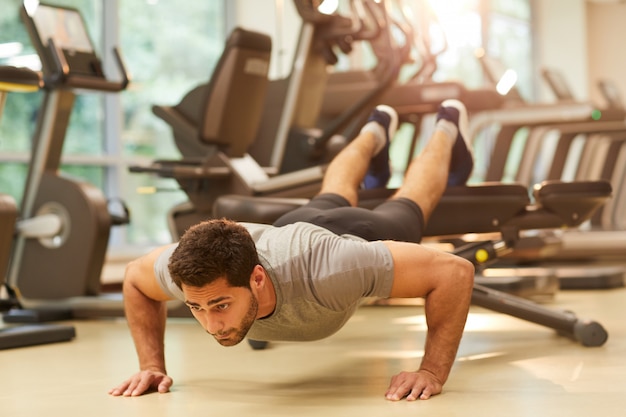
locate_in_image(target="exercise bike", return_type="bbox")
[4,2,130,321]
[0,65,75,349]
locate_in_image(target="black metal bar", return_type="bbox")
[0,324,76,350]
[471,283,608,347]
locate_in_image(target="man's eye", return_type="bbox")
[217,304,229,311]
[188,305,201,311]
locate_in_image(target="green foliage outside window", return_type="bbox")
[0,0,103,201]
[1,0,224,246]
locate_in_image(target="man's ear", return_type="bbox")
[250,264,266,289]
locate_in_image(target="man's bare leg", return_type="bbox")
[318,100,471,222]
[392,100,472,223]
[320,105,398,206]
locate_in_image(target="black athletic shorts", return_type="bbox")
[273,193,425,243]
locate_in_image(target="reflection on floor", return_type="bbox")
[1,287,625,417]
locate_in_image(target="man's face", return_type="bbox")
[182,277,259,347]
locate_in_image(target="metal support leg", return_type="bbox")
[472,283,608,347]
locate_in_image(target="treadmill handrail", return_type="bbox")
[468,102,599,140]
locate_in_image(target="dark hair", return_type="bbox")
[168,219,260,289]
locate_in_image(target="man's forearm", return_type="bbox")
[124,279,169,372]
[419,263,473,384]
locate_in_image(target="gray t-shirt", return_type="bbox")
[154,222,395,342]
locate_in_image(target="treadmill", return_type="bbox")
[510,71,626,288]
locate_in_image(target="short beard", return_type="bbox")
[215,293,259,347]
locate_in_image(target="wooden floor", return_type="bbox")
[1,286,625,417]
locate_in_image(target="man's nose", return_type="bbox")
[197,312,224,335]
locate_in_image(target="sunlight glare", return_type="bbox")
[23,0,40,16]
[318,0,339,15]
[0,42,23,59]
[424,0,482,56]
[497,69,518,95]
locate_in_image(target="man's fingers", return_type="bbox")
[385,381,414,401]
[385,371,441,401]
[130,373,154,396]
[406,385,431,401]
[109,379,132,396]
[123,377,141,396]
[387,383,430,401]
[110,372,173,397]
[419,386,433,400]
[158,377,173,393]
[110,375,150,397]
[130,372,169,396]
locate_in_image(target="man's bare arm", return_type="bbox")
[109,245,176,397]
[382,241,474,401]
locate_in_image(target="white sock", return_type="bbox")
[360,122,387,156]
[435,119,458,144]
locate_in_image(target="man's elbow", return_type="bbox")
[460,258,475,286]
[122,252,172,303]
[123,259,141,289]
[123,257,151,299]
[453,257,475,296]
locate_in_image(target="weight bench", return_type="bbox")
[213,180,612,347]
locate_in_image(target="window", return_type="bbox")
[0,0,103,201]
[487,0,534,100]
[385,0,533,185]
[0,0,225,251]
[118,0,226,245]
